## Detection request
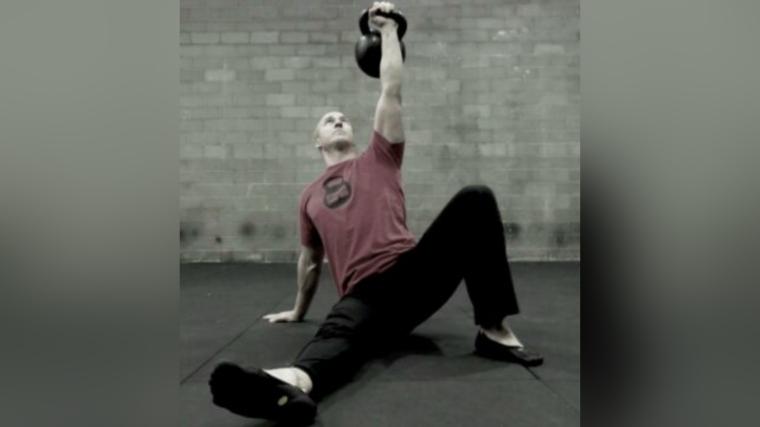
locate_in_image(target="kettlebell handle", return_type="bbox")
[359,8,407,40]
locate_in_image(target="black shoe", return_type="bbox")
[209,362,317,424]
[474,332,544,367]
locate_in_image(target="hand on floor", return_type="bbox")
[263,309,302,323]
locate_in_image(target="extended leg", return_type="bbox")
[209,292,382,421]
[291,289,388,399]
[209,362,317,424]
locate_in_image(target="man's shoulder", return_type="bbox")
[372,129,404,145]
[300,181,316,199]
[362,130,405,168]
[300,174,325,201]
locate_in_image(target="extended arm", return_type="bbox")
[372,3,405,144]
[263,245,324,323]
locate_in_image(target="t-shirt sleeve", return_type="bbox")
[298,189,322,249]
[364,130,405,169]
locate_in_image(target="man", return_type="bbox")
[209,2,542,424]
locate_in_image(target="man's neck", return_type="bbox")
[322,142,356,168]
[323,149,358,167]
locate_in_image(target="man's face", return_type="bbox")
[315,111,354,150]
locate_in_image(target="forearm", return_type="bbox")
[380,26,403,96]
[292,252,321,319]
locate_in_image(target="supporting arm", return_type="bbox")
[263,245,324,323]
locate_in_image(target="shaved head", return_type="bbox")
[313,111,354,149]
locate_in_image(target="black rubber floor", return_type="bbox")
[181,262,579,426]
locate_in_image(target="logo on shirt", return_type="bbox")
[323,176,352,209]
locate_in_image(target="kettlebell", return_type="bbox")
[354,8,407,78]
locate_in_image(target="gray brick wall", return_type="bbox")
[180,0,580,262]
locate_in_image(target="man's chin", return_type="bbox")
[325,138,353,151]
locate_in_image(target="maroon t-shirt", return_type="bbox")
[299,131,416,297]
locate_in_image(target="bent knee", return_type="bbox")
[457,184,496,201]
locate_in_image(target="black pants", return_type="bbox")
[293,185,520,398]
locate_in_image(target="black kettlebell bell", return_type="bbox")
[354,8,407,78]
